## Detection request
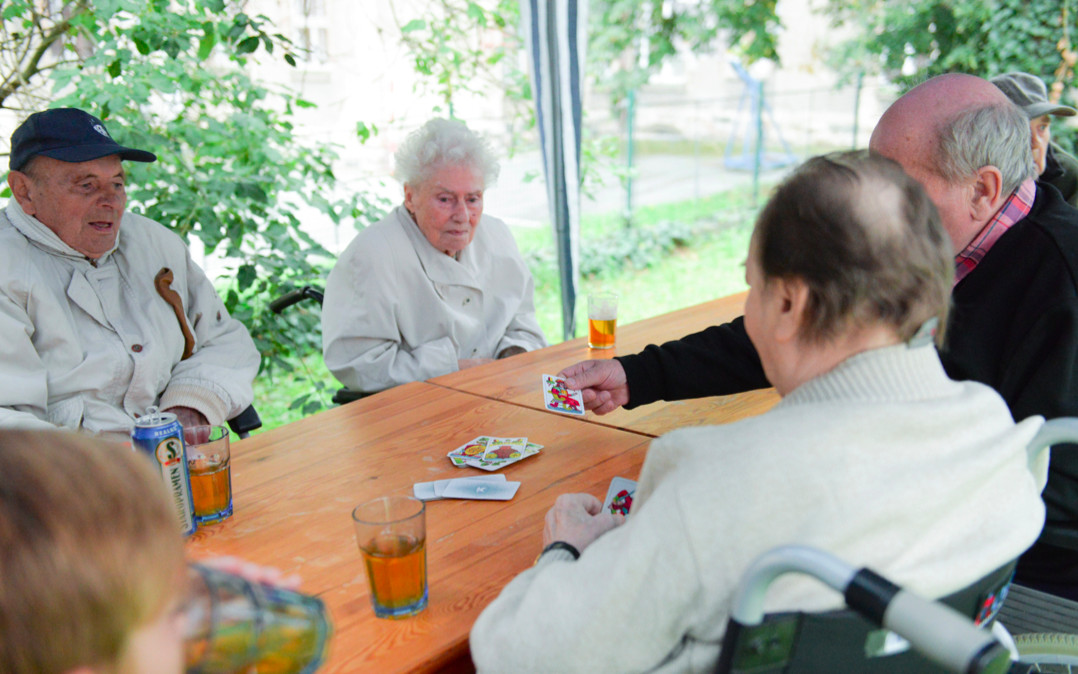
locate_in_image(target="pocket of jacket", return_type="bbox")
[47,396,85,430]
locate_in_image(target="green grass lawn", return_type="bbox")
[250,187,764,431]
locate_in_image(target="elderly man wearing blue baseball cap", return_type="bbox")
[0,108,260,438]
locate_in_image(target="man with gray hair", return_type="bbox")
[559,73,1078,596]
[472,151,1047,671]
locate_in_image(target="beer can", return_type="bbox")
[132,406,196,536]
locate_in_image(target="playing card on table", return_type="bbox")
[441,478,521,501]
[414,475,507,501]
[447,435,492,467]
[602,476,637,516]
[542,374,585,416]
[469,436,528,470]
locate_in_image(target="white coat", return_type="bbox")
[0,200,260,442]
[322,205,546,393]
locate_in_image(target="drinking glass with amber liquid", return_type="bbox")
[184,563,331,674]
[352,496,428,619]
[588,292,618,349]
[184,425,233,524]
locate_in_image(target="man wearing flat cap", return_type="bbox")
[992,71,1078,208]
[0,108,260,440]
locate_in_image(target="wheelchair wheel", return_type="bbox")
[1015,632,1078,670]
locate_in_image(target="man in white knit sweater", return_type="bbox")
[469,152,1047,673]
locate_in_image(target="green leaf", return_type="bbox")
[107,60,122,78]
[466,2,486,26]
[237,264,257,290]
[236,36,260,54]
[355,121,375,142]
[198,34,215,60]
[401,19,426,33]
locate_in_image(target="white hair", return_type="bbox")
[393,118,500,188]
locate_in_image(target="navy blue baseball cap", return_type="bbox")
[9,108,157,171]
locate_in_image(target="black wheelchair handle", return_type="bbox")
[269,286,325,314]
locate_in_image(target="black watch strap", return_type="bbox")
[538,541,581,562]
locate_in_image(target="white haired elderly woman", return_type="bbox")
[323,118,547,394]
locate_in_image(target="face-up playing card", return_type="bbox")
[602,476,637,516]
[542,374,585,416]
[472,436,528,470]
[441,479,521,500]
[447,436,492,467]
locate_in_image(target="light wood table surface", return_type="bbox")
[186,380,653,673]
[430,291,780,437]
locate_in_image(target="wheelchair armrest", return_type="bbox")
[227,404,262,439]
[331,388,368,405]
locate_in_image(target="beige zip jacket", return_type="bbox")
[0,200,260,442]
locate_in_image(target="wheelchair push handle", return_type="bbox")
[730,545,1011,674]
[269,286,325,314]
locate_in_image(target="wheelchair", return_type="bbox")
[268,285,366,406]
[717,418,1078,673]
[717,544,1015,673]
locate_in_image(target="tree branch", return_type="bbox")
[0,1,91,108]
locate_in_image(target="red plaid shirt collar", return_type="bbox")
[953,178,1036,286]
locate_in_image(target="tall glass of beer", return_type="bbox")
[588,292,618,349]
[352,495,428,619]
[183,424,233,524]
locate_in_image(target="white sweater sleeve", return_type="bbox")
[469,488,710,673]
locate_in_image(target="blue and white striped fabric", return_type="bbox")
[521,0,586,341]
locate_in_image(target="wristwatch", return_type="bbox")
[536,541,581,564]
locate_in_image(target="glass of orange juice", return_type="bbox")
[352,496,428,619]
[587,292,618,349]
[184,425,232,524]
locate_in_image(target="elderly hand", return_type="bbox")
[197,555,302,590]
[164,406,210,431]
[557,359,629,415]
[543,493,625,552]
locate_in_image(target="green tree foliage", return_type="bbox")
[588,0,779,106]
[824,0,1076,91]
[391,0,781,115]
[0,0,377,389]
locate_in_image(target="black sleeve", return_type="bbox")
[615,316,769,409]
[1000,302,1078,548]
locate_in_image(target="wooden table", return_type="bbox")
[186,381,653,673]
[430,291,780,437]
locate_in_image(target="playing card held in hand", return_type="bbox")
[542,374,585,416]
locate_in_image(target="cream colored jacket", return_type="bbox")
[322,205,546,393]
[471,344,1047,673]
[0,200,260,442]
